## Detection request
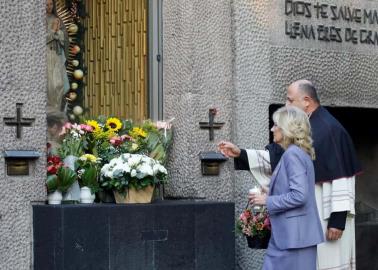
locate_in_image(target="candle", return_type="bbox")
[249,186,262,211]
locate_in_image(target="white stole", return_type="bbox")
[320,176,356,220]
[245,149,271,190]
[316,178,356,270]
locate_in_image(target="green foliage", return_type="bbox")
[140,121,173,165]
[120,119,134,134]
[80,166,99,193]
[58,136,84,159]
[57,166,78,193]
[75,155,100,193]
[46,167,77,194]
[46,175,59,193]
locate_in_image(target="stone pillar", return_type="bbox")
[163,0,235,201]
[0,1,46,269]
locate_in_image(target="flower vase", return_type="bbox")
[114,185,154,204]
[48,190,63,205]
[246,232,271,249]
[154,183,164,201]
[80,187,95,203]
[62,155,80,202]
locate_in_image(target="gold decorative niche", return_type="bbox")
[84,0,148,121]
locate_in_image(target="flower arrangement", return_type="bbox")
[75,154,100,194]
[57,122,94,158]
[46,115,173,203]
[236,207,271,249]
[83,117,173,167]
[100,153,167,193]
[46,155,77,194]
[50,116,173,169]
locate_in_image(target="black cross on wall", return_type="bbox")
[199,108,225,141]
[3,103,35,139]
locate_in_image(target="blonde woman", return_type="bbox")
[248,106,324,270]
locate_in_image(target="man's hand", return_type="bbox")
[217,141,241,158]
[326,228,343,241]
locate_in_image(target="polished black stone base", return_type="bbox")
[33,200,235,270]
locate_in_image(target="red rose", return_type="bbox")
[47,155,61,165]
[51,156,61,164]
[47,165,58,175]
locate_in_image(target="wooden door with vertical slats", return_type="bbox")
[84,0,148,121]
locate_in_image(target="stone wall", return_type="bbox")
[0,1,46,269]
[163,0,378,269]
[163,0,235,201]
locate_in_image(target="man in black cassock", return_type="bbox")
[218,80,361,270]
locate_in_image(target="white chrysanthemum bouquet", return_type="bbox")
[100,153,167,193]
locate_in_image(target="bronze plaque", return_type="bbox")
[7,160,29,176]
[201,162,220,176]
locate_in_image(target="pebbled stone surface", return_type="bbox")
[163,0,378,269]
[0,1,46,270]
[163,0,235,201]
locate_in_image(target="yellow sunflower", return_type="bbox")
[130,127,147,138]
[105,117,122,131]
[86,120,101,133]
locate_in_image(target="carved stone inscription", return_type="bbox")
[285,0,378,46]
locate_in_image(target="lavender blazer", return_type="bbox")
[266,144,324,250]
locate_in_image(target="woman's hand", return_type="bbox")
[261,186,269,194]
[217,141,241,158]
[249,193,267,206]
